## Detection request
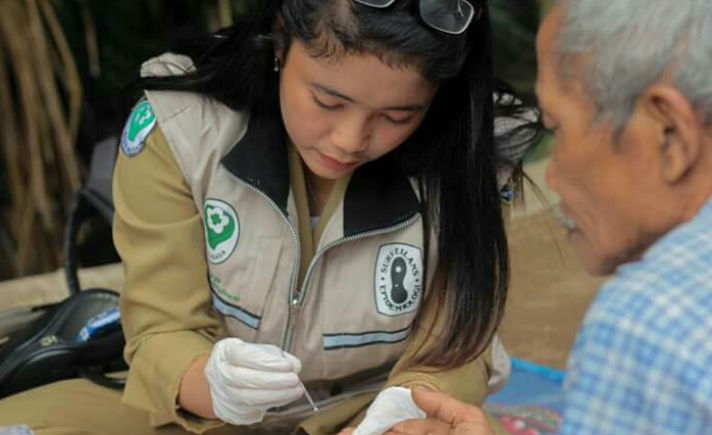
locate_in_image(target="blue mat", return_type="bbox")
[484,358,566,435]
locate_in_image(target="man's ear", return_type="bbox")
[642,84,703,183]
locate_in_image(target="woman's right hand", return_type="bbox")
[204,337,304,425]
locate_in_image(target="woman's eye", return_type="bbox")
[313,96,343,110]
[383,114,413,125]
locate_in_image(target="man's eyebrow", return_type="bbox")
[311,82,426,112]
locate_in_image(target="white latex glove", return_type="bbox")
[353,387,427,435]
[205,337,304,425]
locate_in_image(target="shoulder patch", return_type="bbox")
[121,100,157,157]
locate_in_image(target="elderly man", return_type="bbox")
[382,0,712,434]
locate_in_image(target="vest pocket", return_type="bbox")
[319,278,416,379]
[208,235,284,341]
[321,325,412,379]
[317,242,421,379]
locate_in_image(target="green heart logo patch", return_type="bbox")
[204,199,240,264]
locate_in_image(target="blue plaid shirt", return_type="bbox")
[561,197,712,435]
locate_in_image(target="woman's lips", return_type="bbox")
[318,151,359,171]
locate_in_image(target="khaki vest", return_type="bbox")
[142,54,442,420]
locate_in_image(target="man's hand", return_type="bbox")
[386,389,494,435]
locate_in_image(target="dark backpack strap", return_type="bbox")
[62,137,127,390]
[63,136,117,295]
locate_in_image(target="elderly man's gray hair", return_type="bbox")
[556,0,712,129]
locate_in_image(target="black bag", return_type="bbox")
[0,289,125,399]
[0,137,127,399]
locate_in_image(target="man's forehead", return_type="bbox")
[535,7,563,106]
[537,5,562,53]
[536,5,594,103]
[536,5,565,75]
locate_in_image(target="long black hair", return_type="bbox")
[139,0,521,369]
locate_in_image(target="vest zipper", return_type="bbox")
[222,168,421,355]
[283,213,421,354]
[223,171,301,350]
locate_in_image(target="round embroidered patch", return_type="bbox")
[121,100,157,157]
[374,243,423,316]
[204,199,240,264]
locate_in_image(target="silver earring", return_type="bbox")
[273,56,281,72]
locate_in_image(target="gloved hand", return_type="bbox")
[204,337,304,425]
[353,387,426,435]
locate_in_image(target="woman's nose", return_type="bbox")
[331,113,371,154]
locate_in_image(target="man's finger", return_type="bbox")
[411,389,486,425]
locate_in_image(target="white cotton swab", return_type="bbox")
[300,380,319,412]
[281,349,319,411]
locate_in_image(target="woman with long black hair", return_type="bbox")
[0,1,535,433]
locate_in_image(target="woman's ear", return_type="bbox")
[272,16,286,64]
[642,84,703,184]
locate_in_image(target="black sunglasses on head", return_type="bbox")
[353,0,482,35]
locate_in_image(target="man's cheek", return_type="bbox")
[576,238,611,275]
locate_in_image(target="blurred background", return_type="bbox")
[0,0,547,281]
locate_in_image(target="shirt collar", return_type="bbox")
[698,195,712,219]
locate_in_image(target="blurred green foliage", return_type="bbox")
[491,0,540,102]
[53,1,210,153]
